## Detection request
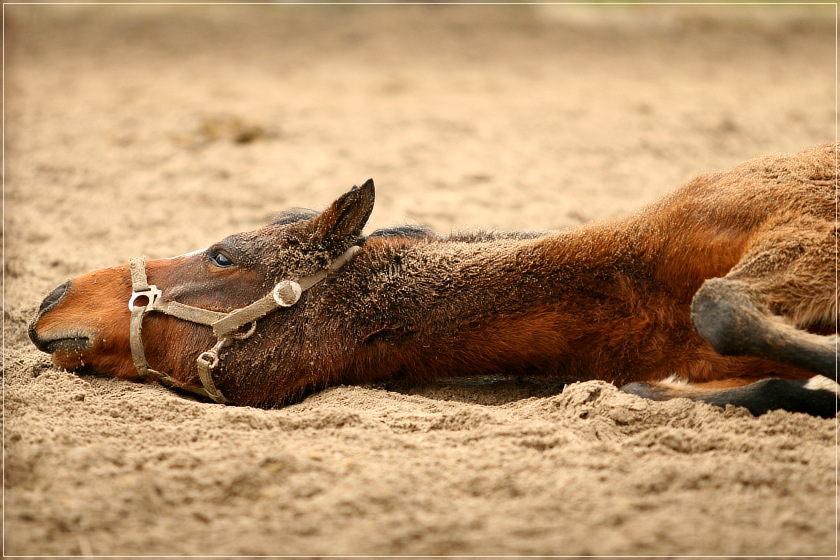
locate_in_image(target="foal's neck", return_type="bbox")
[336,223,651,383]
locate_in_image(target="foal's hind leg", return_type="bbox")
[626,220,838,417]
[691,277,836,377]
[691,219,837,379]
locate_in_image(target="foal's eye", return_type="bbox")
[208,250,236,268]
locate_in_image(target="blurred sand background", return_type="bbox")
[4,3,837,556]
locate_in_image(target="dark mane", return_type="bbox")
[368,224,435,240]
[270,208,319,226]
[270,210,545,244]
[445,230,548,242]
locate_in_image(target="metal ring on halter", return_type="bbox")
[197,350,220,370]
[129,285,162,312]
[272,280,302,307]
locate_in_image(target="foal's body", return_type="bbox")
[30,142,838,415]
[304,153,830,397]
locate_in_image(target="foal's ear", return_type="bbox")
[309,179,375,247]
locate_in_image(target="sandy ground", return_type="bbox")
[4,4,838,557]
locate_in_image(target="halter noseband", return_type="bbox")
[127,246,360,404]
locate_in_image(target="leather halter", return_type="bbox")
[127,246,360,404]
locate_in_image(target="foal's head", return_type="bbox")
[29,181,377,406]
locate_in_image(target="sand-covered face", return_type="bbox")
[28,181,376,398]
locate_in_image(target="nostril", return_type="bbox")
[30,280,78,353]
[39,280,71,313]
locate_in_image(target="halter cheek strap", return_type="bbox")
[128,245,360,404]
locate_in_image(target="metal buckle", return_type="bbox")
[272,280,302,307]
[197,349,219,370]
[129,285,162,312]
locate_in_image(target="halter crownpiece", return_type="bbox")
[127,245,361,404]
